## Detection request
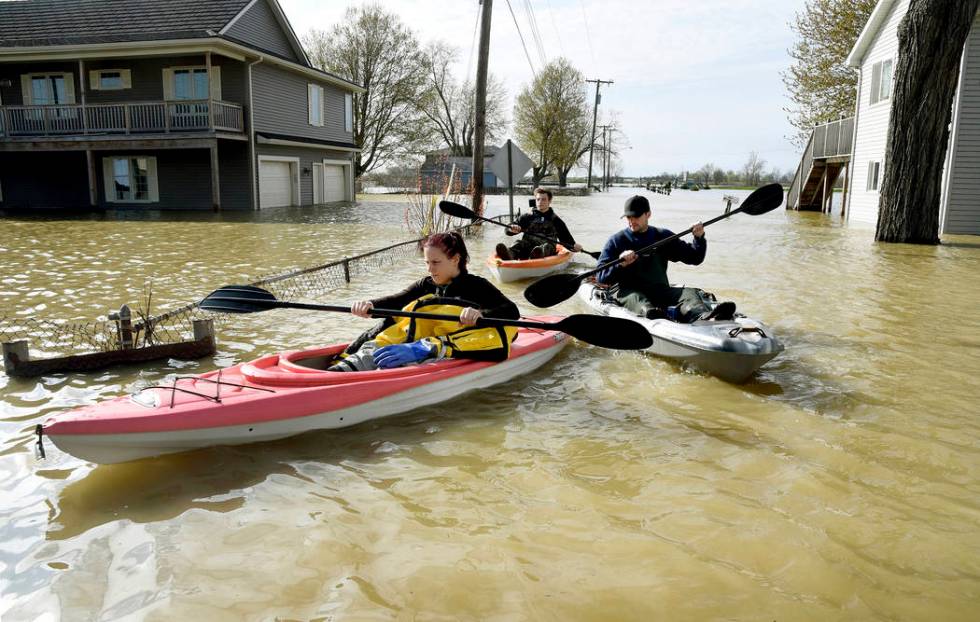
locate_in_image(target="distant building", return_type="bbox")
[844,0,980,234]
[418,146,502,191]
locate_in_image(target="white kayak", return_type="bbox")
[578,282,783,383]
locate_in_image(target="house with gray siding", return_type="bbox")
[0,0,363,210]
[843,0,980,235]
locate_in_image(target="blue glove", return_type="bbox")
[373,340,435,369]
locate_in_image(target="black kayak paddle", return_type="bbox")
[438,200,602,259]
[523,183,785,308]
[200,285,652,350]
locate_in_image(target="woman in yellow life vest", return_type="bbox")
[329,231,520,372]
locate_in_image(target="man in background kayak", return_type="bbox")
[596,195,736,322]
[329,231,520,372]
[495,187,583,260]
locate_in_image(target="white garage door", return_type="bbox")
[259,160,293,208]
[322,165,347,202]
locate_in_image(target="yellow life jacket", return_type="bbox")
[374,295,518,361]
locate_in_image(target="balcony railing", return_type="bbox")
[0,99,244,138]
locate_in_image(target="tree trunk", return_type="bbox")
[876,0,980,243]
[557,168,569,187]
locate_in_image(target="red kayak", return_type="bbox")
[40,317,569,464]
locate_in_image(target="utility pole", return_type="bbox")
[471,0,493,216]
[585,78,613,191]
[599,124,613,190]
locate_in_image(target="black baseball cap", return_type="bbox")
[622,195,651,218]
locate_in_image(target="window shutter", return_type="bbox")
[64,73,76,104]
[163,68,174,100]
[318,86,324,126]
[209,66,222,101]
[344,93,352,132]
[102,158,116,203]
[90,70,101,91]
[121,69,132,89]
[308,84,315,125]
[20,74,32,104]
[870,62,882,105]
[147,157,159,202]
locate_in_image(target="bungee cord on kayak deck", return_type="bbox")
[0,217,507,364]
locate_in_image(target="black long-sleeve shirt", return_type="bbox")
[370,272,520,319]
[505,208,577,248]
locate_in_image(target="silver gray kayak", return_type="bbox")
[578,281,783,383]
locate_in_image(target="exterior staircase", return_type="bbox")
[788,117,854,214]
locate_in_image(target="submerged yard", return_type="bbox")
[2,188,979,620]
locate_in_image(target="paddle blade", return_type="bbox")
[553,314,653,350]
[584,250,601,260]
[438,200,477,220]
[739,183,784,216]
[523,272,584,308]
[199,285,278,314]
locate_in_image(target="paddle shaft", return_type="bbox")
[457,208,599,259]
[203,297,570,331]
[573,204,748,281]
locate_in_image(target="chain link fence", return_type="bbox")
[0,217,502,358]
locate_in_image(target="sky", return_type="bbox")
[278,0,809,177]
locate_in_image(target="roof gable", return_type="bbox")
[0,0,250,48]
[847,0,900,67]
[221,0,307,64]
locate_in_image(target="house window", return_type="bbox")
[104,156,158,203]
[867,161,882,191]
[89,69,132,91]
[308,84,324,126]
[870,58,893,105]
[26,73,71,105]
[174,68,209,100]
[344,93,353,132]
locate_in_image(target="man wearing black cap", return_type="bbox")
[595,194,735,322]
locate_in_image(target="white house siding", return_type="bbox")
[942,12,980,235]
[847,0,908,226]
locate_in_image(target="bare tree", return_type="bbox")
[782,0,877,146]
[514,58,591,186]
[416,41,508,157]
[741,151,767,186]
[304,5,430,177]
[877,0,980,243]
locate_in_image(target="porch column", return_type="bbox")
[210,143,221,211]
[840,161,850,219]
[86,149,97,206]
[205,51,213,131]
[78,59,88,134]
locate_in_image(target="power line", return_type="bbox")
[577,0,595,70]
[543,0,566,58]
[505,0,537,77]
[522,0,547,68]
[465,3,482,83]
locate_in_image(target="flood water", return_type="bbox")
[2,187,979,620]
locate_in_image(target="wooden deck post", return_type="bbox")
[86,149,97,206]
[2,340,29,375]
[210,142,221,211]
[192,318,214,343]
[840,161,850,219]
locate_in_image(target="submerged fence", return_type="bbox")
[0,216,503,364]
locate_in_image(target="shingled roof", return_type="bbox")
[0,0,251,47]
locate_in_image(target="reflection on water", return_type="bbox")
[2,188,980,620]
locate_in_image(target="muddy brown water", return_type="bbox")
[2,188,979,620]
